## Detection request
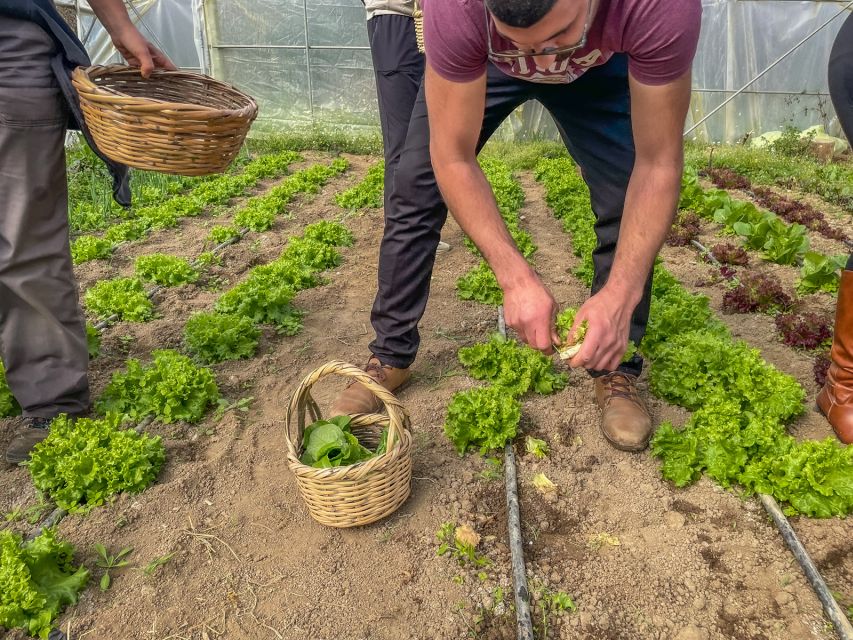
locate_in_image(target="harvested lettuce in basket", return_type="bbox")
[299,415,388,468]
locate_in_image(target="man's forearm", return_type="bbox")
[87,0,134,36]
[433,156,535,289]
[605,159,683,304]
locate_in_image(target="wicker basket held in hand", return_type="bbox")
[71,65,258,176]
[285,361,413,528]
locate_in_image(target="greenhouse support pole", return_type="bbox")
[685,0,853,137]
[302,0,315,123]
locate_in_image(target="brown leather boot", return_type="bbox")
[5,416,52,464]
[594,372,652,452]
[329,356,411,416]
[816,270,853,444]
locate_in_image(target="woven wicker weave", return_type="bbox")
[72,65,258,176]
[285,361,413,528]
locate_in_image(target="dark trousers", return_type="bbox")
[828,12,853,272]
[370,55,650,376]
[367,14,425,211]
[0,16,89,416]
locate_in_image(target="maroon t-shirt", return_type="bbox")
[423,0,702,85]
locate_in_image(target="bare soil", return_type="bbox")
[1,156,850,640]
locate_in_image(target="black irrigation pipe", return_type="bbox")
[497,306,535,640]
[689,238,852,639]
[760,495,853,640]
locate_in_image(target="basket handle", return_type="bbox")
[284,360,410,460]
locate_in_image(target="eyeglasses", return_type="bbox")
[485,0,593,60]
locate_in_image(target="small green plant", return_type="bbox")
[71,235,114,264]
[303,220,355,247]
[436,522,490,568]
[184,312,260,363]
[206,224,242,245]
[86,323,101,359]
[84,277,153,322]
[535,583,577,639]
[0,359,21,417]
[215,271,301,332]
[525,436,549,459]
[770,125,815,158]
[94,543,133,591]
[141,552,174,576]
[335,161,384,209]
[135,254,199,287]
[103,219,150,244]
[282,237,342,271]
[477,456,503,481]
[212,396,254,422]
[456,261,503,306]
[195,251,221,269]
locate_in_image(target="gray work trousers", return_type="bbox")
[0,16,89,417]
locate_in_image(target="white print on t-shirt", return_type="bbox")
[502,49,611,84]
[572,49,604,67]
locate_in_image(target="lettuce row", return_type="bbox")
[536,157,852,518]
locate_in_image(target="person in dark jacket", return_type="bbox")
[1,0,174,463]
[817,12,853,445]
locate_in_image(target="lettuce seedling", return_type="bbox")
[444,386,521,455]
[84,277,153,322]
[135,254,199,287]
[458,333,567,396]
[184,312,260,364]
[95,350,219,424]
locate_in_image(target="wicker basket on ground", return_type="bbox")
[285,360,413,528]
[71,65,257,176]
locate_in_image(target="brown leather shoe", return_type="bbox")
[5,417,52,464]
[594,372,652,452]
[816,270,853,444]
[329,356,411,416]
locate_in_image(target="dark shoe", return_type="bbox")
[6,417,53,464]
[329,356,411,416]
[593,372,652,452]
[816,270,853,444]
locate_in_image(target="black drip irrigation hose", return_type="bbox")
[497,306,535,640]
[760,495,853,640]
[690,239,852,639]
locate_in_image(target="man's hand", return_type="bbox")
[89,0,176,78]
[503,274,561,353]
[567,286,635,371]
[111,25,176,78]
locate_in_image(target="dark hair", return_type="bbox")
[484,0,558,27]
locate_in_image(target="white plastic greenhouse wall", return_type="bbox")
[75,0,852,143]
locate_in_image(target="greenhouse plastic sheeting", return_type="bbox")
[687,0,850,142]
[77,0,852,142]
[77,0,201,71]
[200,0,852,141]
